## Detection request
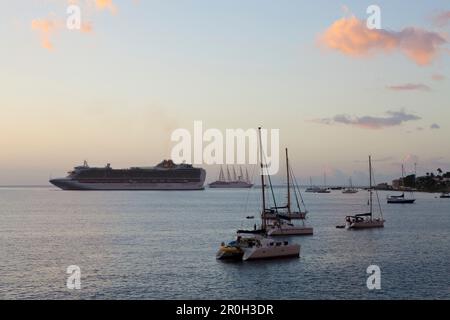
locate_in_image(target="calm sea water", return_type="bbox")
[0,186,449,300]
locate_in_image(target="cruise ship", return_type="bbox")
[50,160,206,190]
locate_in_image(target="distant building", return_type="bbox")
[375,183,391,190]
[392,179,401,190]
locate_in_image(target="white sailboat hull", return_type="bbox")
[347,219,385,229]
[342,190,358,194]
[262,212,306,220]
[242,244,300,261]
[267,226,313,236]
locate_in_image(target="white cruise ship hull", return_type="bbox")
[50,168,206,191]
[50,178,205,190]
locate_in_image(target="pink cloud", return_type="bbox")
[386,83,431,91]
[95,0,117,14]
[80,21,94,33]
[31,17,62,50]
[431,73,445,81]
[433,11,450,27]
[319,16,447,66]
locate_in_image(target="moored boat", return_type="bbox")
[50,160,206,190]
[216,127,301,261]
[209,166,253,188]
[342,177,358,194]
[387,165,416,204]
[264,148,313,236]
[341,156,385,230]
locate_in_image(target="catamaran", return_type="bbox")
[341,156,385,229]
[387,164,416,204]
[216,128,301,261]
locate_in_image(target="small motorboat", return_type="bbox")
[387,193,415,204]
[440,192,450,199]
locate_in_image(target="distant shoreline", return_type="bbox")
[0,184,447,193]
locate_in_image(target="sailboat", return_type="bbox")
[316,172,331,193]
[342,177,358,194]
[305,177,320,193]
[342,156,385,229]
[216,128,300,261]
[387,165,415,204]
[264,148,313,236]
[208,165,253,188]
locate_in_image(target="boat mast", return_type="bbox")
[401,164,405,195]
[233,166,237,181]
[219,166,225,181]
[369,155,373,217]
[258,127,267,230]
[286,148,291,213]
[226,166,231,182]
[239,166,244,181]
[245,167,250,183]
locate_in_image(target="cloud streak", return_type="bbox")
[433,11,450,27]
[95,0,118,14]
[319,16,447,66]
[31,0,117,50]
[386,83,431,91]
[315,110,421,129]
[31,16,62,50]
[430,123,441,129]
[432,74,445,81]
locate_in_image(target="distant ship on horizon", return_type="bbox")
[208,166,253,188]
[49,160,206,190]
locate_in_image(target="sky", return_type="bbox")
[0,0,449,185]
